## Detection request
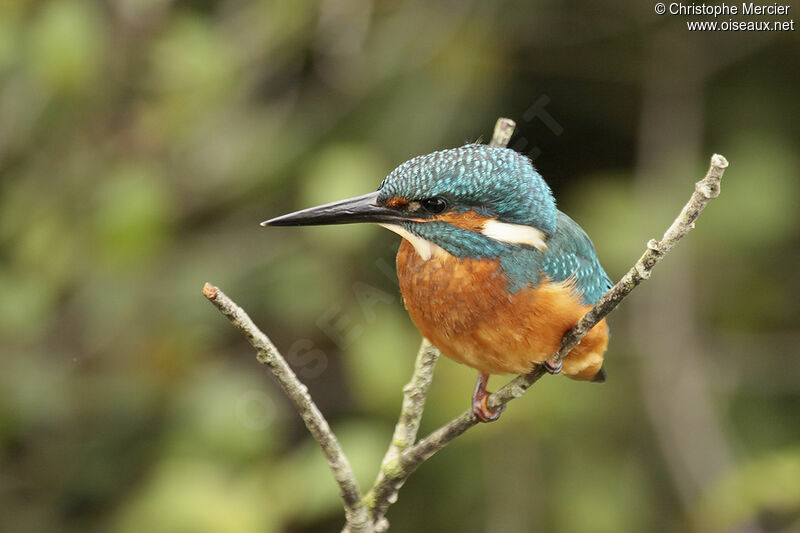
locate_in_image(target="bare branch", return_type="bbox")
[389,340,440,451]
[364,339,439,531]
[488,117,517,148]
[202,284,373,533]
[369,153,729,522]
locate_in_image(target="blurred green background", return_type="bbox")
[1,0,799,532]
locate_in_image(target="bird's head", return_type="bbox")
[263,144,557,260]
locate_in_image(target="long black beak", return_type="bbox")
[261,191,411,227]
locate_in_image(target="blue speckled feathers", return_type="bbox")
[543,212,612,304]
[494,213,611,305]
[379,144,557,233]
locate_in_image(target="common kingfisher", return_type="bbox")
[263,144,612,422]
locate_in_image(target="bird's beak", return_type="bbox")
[261,191,411,227]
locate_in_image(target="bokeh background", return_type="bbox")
[2,1,799,532]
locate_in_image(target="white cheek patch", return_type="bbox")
[481,220,548,252]
[378,224,449,261]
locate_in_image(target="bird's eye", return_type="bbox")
[420,197,448,214]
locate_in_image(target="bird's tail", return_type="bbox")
[591,366,607,383]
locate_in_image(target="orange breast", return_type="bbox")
[396,239,608,380]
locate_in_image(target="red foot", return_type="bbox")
[472,373,505,423]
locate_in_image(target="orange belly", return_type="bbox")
[396,239,608,380]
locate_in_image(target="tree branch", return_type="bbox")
[363,339,439,531]
[202,283,373,533]
[367,152,729,525]
[488,117,517,148]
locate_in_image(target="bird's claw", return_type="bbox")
[472,395,505,423]
[472,372,505,422]
[543,358,562,375]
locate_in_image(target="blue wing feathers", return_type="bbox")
[497,211,610,304]
[542,211,612,305]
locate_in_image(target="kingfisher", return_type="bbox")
[262,144,612,422]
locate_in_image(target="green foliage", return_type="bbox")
[27,0,104,96]
[698,447,800,531]
[114,457,277,533]
[93,162,173,268]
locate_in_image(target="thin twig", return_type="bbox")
[369,153,729,524]
[363,339,439,531]
[202,283,373,533]
[488,117,516,148]
[388,340,440,452]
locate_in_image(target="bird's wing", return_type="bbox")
[541,211,612,305]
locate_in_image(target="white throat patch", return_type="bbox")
[480,220,548,252]
[378,224,448,261]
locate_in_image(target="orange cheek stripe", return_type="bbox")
[432,210,491,232]
[384,196,409,208]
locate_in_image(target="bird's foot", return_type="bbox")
[543,357,562,375]
[472,373,505,423]
[472,395,505,422]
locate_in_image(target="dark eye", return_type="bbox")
[420,197,448,214]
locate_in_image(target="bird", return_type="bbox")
[262,143,612,422]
